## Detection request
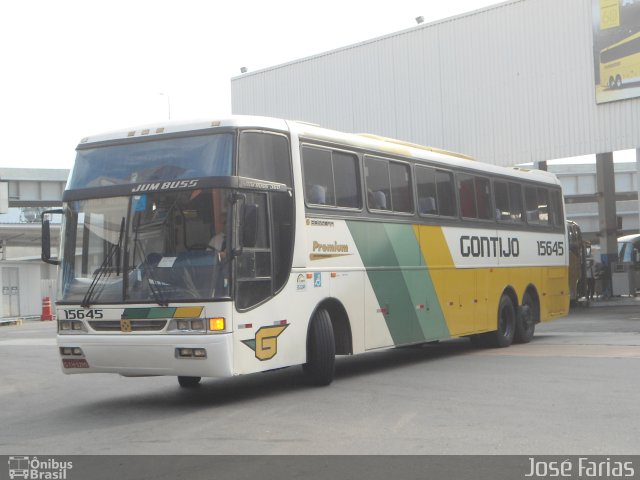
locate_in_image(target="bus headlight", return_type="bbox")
[168,318,207,334]
[58,320,87,334]
[60,347,84,357]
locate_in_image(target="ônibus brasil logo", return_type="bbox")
[8,456,73,480]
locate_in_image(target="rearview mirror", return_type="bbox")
[41,209,63,265]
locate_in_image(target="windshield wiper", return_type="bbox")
[131,214,168,307]
[81,217,125,308]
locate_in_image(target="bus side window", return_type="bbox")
[494,181,510,221]
[536,188,549,225]
[436,170,456,216]
[365,157,391,211]
[302,147,361,208]
[458,174,477,218]
[333,151,361,208]
[549,189,564,227]
[416,166,438,215]
[525,186,539,224]
[474,176,492,220]
[508,182,524,222]
[302,147,334,206]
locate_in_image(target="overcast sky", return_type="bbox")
[1,0,517,170]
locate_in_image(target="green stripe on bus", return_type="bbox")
[384,224,450,341]
[347,221,449,345]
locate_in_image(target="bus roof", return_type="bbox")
[77,115,560,186]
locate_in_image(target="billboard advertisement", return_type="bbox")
[593,0,640,103]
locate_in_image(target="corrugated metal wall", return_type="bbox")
[231,0,640,166]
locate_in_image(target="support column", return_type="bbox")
[596,152,617,298]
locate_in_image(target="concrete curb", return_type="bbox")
[580,296,640,308]
[0,316,41,326]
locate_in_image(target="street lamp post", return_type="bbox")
[159,92,171,120]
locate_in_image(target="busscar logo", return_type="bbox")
[131,179,199,193]
[8,456,73,479]
[242,324,289,361]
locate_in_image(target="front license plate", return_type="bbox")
[62,359,89,368]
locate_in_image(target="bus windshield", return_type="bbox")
[59,188,231,305]
[69,133,234,189]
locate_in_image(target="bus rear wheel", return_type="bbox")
[616,75,623,88]
[515,292,537,343]
[486,294,516,348]
[178,376,201,388]
[303,308,335,386]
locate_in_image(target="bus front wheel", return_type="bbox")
[486,295,516,348]
[303,308,335,386]
[178,376,201,388]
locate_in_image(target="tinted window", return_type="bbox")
[302,147,360,208]
[475,177,492,220]
[416,166,455,216]
[495,181,524,223]
[494,181,510,221]
[525,186,539,224]
[303,147,334,206]
[509,182,524,222]
[238,131,291,186]
[416,166,438,215]
[365,156,412,213]
[365,157,391,211]
[536,188,549,225]
[235,192,271,310]
[436,170,456,216]
[333,152,361,208]
[458,174,477,218]
[549,189,564,227]
[389,162,413,213]
[70,134,234,189]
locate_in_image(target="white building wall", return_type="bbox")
[231,0,640,166]
[0,262,42,318]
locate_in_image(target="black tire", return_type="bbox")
[303,308,335,386]
[178,376,201,388]
[616,75,622,88]
[486,294,516,348]
[515,292,537,344]
[609,77,615,89]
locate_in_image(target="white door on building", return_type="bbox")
[2,267,20,317]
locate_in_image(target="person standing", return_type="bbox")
[585,258,595,300]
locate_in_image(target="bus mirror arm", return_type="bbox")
[41,209,63,265]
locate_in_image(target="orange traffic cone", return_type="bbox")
[41,296,54,321]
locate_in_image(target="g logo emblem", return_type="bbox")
[242,324,289,361]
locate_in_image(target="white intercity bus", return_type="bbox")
[42,116,569,388]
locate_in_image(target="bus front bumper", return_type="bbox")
[58,333,234,378]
